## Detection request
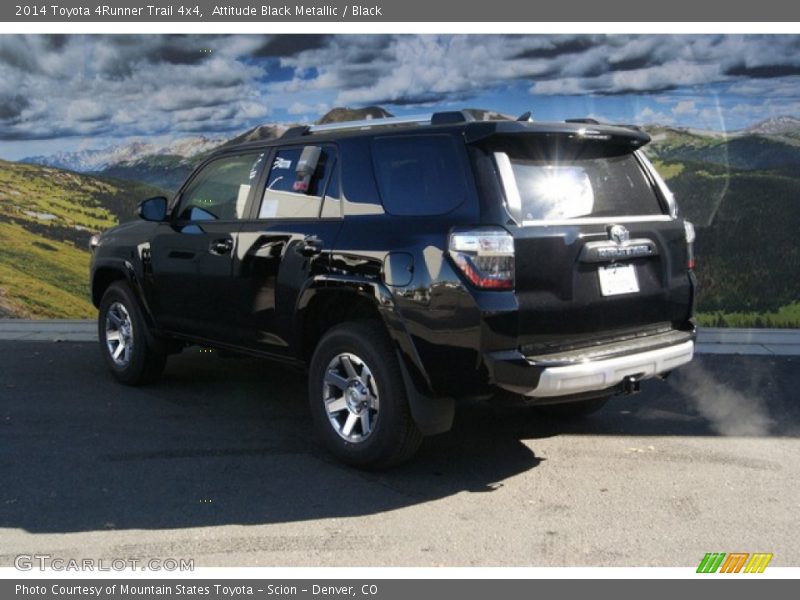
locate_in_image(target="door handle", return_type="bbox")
[298,236,323,257]
[209,238,233,255]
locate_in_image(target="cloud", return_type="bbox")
[0,36,40,73]
[287,101,329,115]
[728,75,800,98]
[511,35,601,60]
[66,99,110,123]
[0,94,28,120]
[323,36,555,105]
[273,34,800,107]
[0,35,273,141]
[672,100,698,115]
[3,34,800,146]
[251,34,331,58]
[635,106,675,125]
[725,64,800,78]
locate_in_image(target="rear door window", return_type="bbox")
[259,145,337,219]
[490,138,664,223]
[371,135,466,216]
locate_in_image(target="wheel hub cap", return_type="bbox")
[346,382,368,413]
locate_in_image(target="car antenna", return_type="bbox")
[516,111,533,122]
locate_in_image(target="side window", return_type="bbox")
[259,146,338,219]
[371,135,466,216]
[176,153,264,221]
[320,159,341,218]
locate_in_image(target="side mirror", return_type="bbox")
[138,196,168,222]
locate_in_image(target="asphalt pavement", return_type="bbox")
[1,339,798,567]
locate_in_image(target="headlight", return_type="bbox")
[89,234,100,250]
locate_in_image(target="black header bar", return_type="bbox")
[4,0,800,22]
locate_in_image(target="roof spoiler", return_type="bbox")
[464,120,650,148]
[566,117,646,134]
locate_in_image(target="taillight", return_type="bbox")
[449,228,515,290]
[684,220,696,269]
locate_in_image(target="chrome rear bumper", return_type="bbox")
[496,340,694,398]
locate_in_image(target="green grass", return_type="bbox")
[0,221,94,318]
[649,159,684,180]
[0,161,118,230]
[697,303,800,328]
[0,160,165,318]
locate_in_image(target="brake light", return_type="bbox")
[684,220,696,269]
[449,228,515,290]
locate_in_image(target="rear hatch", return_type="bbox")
[470,126,694,355]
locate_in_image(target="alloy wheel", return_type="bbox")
[322,352,380,443]
[105,301,134,367]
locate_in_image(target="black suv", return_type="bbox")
[89,111,696,468]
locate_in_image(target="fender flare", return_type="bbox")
[296,275,455,436]
[91,258,158,330]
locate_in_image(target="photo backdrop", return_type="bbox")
[1,34,799,325]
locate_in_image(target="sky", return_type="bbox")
[2,34,800,160]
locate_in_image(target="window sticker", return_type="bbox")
[273,157,292,170]
[259,198,279,219]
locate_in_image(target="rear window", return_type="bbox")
[371,135,466,216]
[490,139,663,223]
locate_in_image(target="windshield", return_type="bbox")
[491,138,664,223]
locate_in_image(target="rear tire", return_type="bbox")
[98,281,166,385]
[532,396,610,420]
[308,320,422,470]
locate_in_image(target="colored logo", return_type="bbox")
[697,552,773,573]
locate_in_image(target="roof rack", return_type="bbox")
[309,113,431,133]
[280,110,475,138]
[281,125,311,139]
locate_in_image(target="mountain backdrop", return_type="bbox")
[2,108,800,326]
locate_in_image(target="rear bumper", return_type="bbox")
[487,336,694,398]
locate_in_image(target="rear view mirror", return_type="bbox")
[138,196,168,222]
[293,146,322,193]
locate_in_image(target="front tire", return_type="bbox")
[98,281,166,385]
[308,320,422,470]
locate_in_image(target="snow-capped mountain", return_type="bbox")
[20,108,375,180]
[23,136,226,173]
[744,115,800,136]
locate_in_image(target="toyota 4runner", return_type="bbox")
[89,111,696,469]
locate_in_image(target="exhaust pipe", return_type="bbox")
[621,375,642,395]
